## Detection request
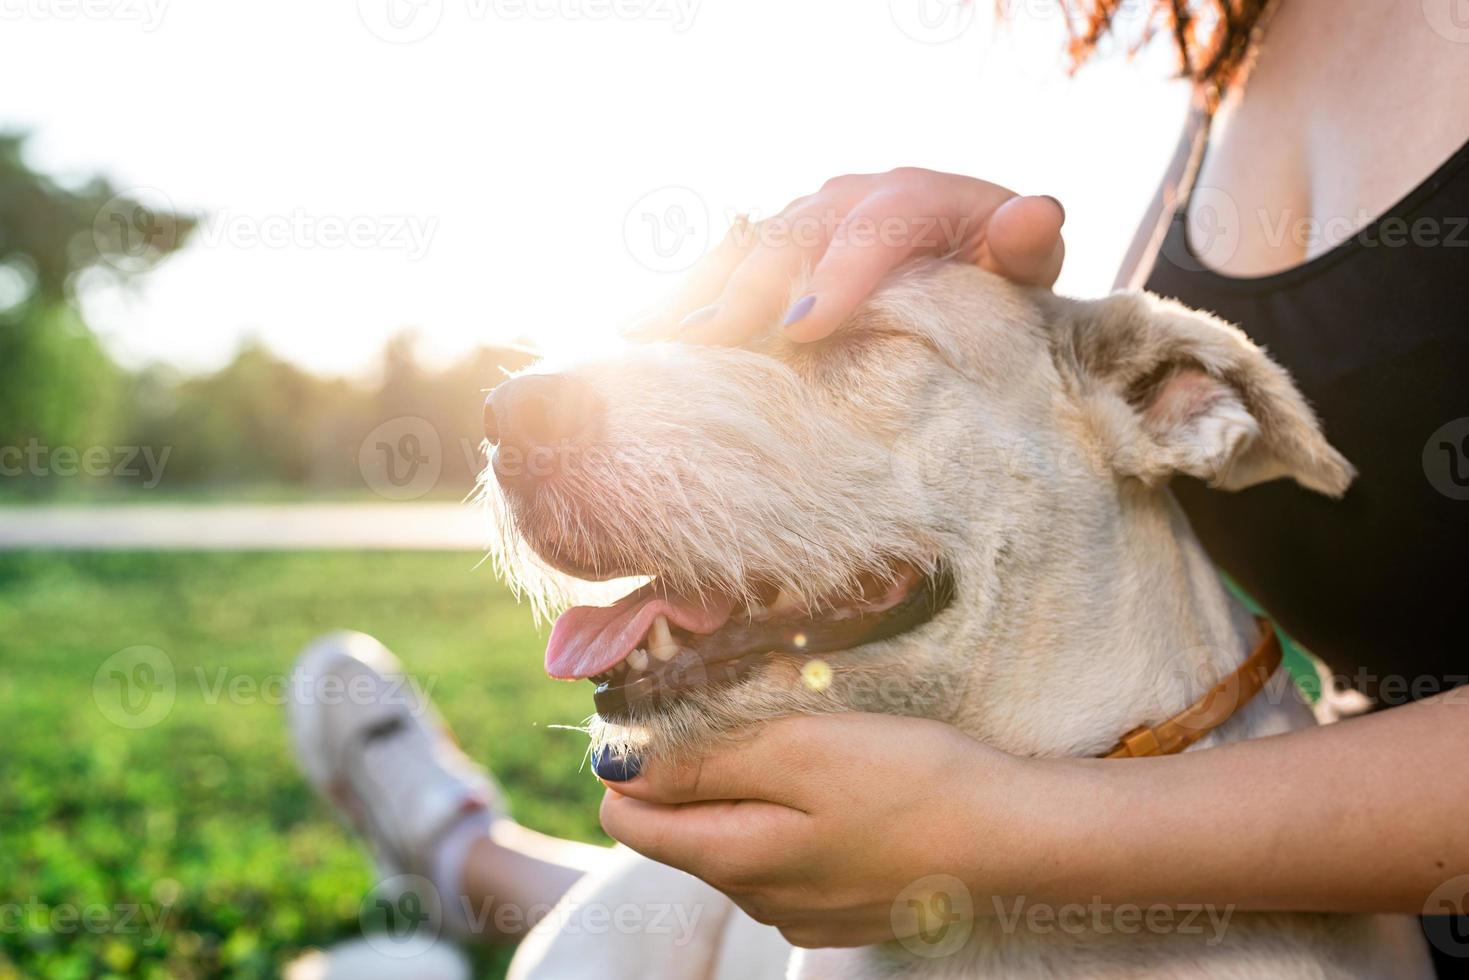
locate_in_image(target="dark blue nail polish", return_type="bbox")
[782,294,816,329]
[593,747,642,782]
[678,304,720,330]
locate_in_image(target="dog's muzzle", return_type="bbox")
[483,372,601,493]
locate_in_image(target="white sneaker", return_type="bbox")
[287,631,505,890]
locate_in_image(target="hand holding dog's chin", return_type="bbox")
[596,712,1076,949]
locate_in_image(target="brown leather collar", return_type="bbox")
[1100,618,1283,759]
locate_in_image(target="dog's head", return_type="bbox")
[480,260,1352,759]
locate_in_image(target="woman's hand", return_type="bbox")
[646,168,1066,346]
[597,713,1070,948]
[600,697,1469,950]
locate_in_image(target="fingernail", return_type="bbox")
[593,747,642,782]
[782,294,816,329]
[678,303,720,330]
[1041,195,1066,225]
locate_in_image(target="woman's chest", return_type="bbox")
[1186,0,1469,278]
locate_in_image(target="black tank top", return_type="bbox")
[1143,138,1469,705]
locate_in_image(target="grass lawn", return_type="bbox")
[0,551,605,979]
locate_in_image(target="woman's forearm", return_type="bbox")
[1039,694,1469,913]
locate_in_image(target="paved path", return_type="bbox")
[0,503,489,550]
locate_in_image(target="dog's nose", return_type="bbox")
[483,373,600,485]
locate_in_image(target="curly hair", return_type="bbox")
[1057,0,1276,105]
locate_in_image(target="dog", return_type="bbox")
[480,259,1432,978]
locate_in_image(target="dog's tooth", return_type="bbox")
[627,648,650,672]
[649,615,678,661]
[770,589,803,615]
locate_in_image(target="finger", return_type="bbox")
[603,724,812,807]
[677,207,835,346]
[680,177,876,346]
[977,194,1066,288]
[784,178,1019,342]
[626,216,759,341]
[599,792,802,878]
[778,922,887,949]
[780,189,927,343]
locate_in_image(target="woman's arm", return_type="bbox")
[1070,692,1468,912]
[598,695,1469,947]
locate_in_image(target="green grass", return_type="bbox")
[0,552,605,979]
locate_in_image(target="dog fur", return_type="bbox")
[485,260,1432,978]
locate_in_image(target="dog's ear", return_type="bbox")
[1046,291,1354,496]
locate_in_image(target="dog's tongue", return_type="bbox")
[545,584,736,680]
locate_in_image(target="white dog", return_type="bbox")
[481,260,1432,979]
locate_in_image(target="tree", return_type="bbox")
[0,132,194,491]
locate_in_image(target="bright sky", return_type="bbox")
[0,0,1189,377]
